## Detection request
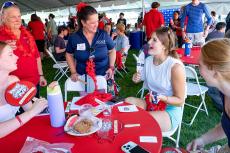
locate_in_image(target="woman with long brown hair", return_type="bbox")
[126,27,186,132]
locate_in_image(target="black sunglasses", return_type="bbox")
[88,47,95,59]
[1,1,17,10]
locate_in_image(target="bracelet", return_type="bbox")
[71,72,77,75]
[16,115,23,126]
[39,74,44,76]
[109,66,115,71]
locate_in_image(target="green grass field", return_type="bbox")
[40,49,226,149]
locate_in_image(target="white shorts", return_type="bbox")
[187,32,205,46]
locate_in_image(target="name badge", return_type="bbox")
[77,43,86,50]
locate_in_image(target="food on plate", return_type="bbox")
[73,119,93,134]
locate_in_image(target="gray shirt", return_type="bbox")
[205,30,225,42]
[114,35,129,52]
[47,18,58,35]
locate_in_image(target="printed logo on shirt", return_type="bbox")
[96,40,106,45]
[77,43,86,50]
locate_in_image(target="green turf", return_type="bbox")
[40,49,226,149]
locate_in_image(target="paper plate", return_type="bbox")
[64,115,102,136]
[5,81,36,106]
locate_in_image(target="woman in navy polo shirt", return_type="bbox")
[187,39,230,152]
[66,3,116,83]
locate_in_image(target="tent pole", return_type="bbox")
[142,0,145,44]
[142,0,145,20]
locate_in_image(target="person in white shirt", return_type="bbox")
[125,27,186,132]
[0,41,47,138]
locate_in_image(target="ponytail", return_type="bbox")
[168,30,179,59]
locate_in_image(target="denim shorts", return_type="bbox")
[165,105,183,130]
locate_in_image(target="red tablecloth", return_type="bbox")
[0,103,162,153]
[177,46,201,65]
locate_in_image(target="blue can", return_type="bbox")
[184,43,191,56]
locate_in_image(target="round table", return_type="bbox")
[0,103,162,153]
[176,46,201,65]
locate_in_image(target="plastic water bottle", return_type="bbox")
[47,82,66,127]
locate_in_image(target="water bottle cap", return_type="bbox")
[47,81,61,95]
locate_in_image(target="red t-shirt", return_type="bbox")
[98,21,105,30]
[0,27,40,85]
[28,20,45,40]
[143,9,165,39]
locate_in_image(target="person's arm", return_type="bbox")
[0,98,47,138]
[66,52,76,74]
[55,47,66,53]
[160,13,165,27]
[158,63,186,106]
[105,48,116,79]
[187,123,226,151]
[66,52,79,82]
[180,6,188,39]
[108,48,116,67]
[37,57,47,86]
[203,4,212,37]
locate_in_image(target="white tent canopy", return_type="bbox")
[0,0,230,14]
[1,0,229,25]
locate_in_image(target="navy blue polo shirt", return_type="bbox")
[66,29,115,75]
[220,92,230,147]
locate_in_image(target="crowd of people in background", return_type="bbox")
[1,0,230,152]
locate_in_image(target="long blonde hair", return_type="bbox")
[202,38,230,80]
[155,27,179,59]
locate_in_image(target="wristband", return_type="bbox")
[39,74,44,76]
[71,72,77,75]
[109,66,115,71]
[16,115,23,126]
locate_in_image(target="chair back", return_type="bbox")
[46,47,58,64]
[86,75,107,93]
[185,66,203,93]
[64,78,85,101]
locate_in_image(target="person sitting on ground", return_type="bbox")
[125,27,186,132]
[114,23,130,70]
[206,22,226,42]
[187,38,230,153]
[0,41,47,138]
[54,25,68,61]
